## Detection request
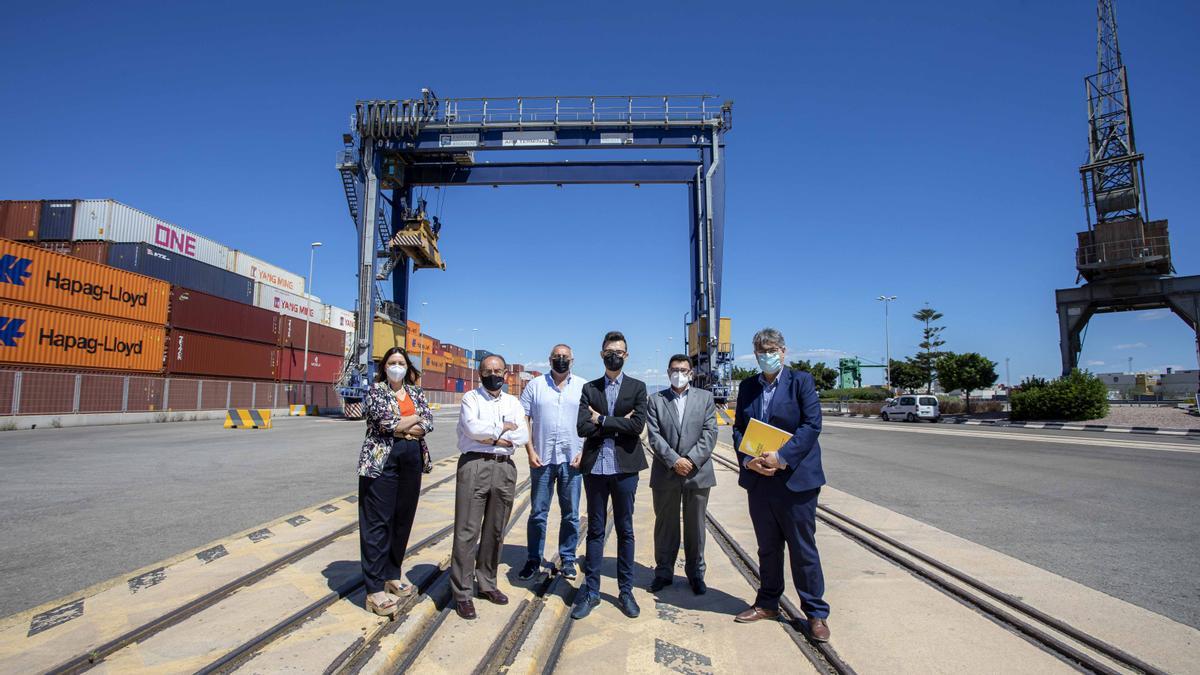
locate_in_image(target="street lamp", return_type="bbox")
[302,242,323,400]
[877,295,897,391]
[470,328,479,389]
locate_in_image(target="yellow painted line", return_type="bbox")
[823,419,1200,455]
[715,408,734,427]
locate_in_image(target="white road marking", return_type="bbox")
[823,420,1200,455]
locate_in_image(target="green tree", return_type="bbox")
[935,352,998,413]
[888,358,926,393]
[731,365,758,381]
[1011,370,1108,421]
[912,305,946,393]
[789,359,838,391]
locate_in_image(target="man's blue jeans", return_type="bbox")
[526,462,582,564]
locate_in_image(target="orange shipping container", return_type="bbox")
[1,238,170,325]
[0,300,166,372]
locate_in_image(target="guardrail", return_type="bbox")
[0,369,341,417]
[1076,235,1169,267]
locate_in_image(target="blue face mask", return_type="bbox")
[756,351,782,375]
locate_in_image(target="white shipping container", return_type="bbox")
[328,305,356,333]
[254,282,327,324]
[228,250,305,295]
[72,199,230,268]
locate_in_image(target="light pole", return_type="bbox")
[470,328,479,389]
[302,242,323,401]
[416,301,428,366]
[1005,357,1011,389]
[877,295,897,391]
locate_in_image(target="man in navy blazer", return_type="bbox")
[731,327,831,642]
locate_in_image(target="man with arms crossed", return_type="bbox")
[572,330,648,620]
[451,354,530,620]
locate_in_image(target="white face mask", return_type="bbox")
[386,364,407,382]
[670,372,691,389]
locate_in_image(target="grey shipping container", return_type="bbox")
[108,242,254,305]
[39,200,76,240]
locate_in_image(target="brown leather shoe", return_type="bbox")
[734,606,780,623]
[455,599,477,620]
[476,589,509,606]
[809,618,830,642]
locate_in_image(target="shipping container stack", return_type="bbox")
[2,198,360,412]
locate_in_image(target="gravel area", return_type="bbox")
[1080,405,1200,428]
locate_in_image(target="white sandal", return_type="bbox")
[385,579,415,598]
[366,591,400,616]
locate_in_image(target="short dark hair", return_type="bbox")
[375,347,420,385]
[479,354,507,371]
[602,331,626,348]
[667,353,691,369]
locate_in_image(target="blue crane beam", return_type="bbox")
[402,161,701,186]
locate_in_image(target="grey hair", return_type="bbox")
[753,327,787,351]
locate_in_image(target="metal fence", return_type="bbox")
[0,369,341,416]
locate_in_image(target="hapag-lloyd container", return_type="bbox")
[278,315,348,357]
[73,199,229,268]
[279,348,344,383]
[165,329,278,379]
[169,287,279,345]
[0,300,166,372]
[108,243,254,305]
[227,250,305,295]
[1,238,170,325]
[253,282,325,324]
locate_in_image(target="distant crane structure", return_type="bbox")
[1055,1,1200,377]
[336,90,735,411]
[837,356,887,389]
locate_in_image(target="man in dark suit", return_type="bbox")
[571,330,649,620]
[731,327,831,642]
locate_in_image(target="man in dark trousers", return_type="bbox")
[731,327,831,642]
[571,330,649,620]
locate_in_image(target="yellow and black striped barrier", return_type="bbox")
[716,407,735,427]
[225,409,272,429]
[288,405,318,416]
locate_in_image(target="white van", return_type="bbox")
[881,395,940,422]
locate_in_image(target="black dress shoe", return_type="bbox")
[455,599,477,620]
[618,591,640,618]
[650,576,673,592]
[571,592,600,620]
[517,559,540,580]
[689,578,708,595]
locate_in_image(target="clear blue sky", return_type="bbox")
[3,1,1198,386]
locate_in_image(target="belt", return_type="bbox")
[463,451,512,461]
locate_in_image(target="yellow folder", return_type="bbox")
[740,418,793,457]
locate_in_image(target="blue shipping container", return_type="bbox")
[38,200,76,240]
[455,378,465,393]
[108,242,254,305]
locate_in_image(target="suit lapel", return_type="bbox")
[763,368,790,422]
[663,390,681,429]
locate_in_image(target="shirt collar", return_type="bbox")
[606,372,624,387]
[670,385,690,399]
[478,386,504,401]
[759,368,784,389]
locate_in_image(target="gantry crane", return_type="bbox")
[336,90,733,412]
[1055,1,1200,379]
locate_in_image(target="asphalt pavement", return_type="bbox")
[2,411,1196,633]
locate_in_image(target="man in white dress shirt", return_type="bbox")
[451,354,530,620]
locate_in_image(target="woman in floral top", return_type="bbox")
[359,346,434,616]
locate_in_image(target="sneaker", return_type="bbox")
[571,592,600,620]
[518,559,540,580]
[560,562,577,580]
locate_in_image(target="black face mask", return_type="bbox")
[603,353,625,371]
[550,356,571,374]
[482,374,505,392]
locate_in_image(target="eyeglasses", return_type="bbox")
[602,350,627,358]
[754,349,782,357]
[668,369,691,375]
[481,369,505,376]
